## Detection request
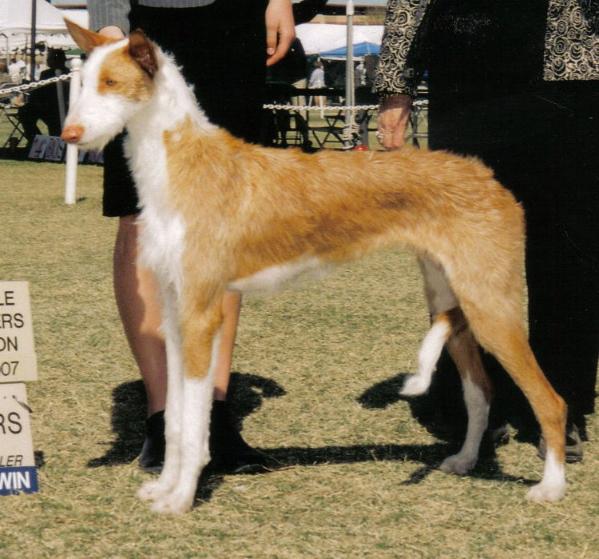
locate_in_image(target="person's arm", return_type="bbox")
[88,0,130,36]
[374,0,431,149]
[265,0,296,67]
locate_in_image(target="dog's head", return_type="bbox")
[61,19,158,150]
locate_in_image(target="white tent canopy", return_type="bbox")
[0,0,88,52]
[295,23,383,56]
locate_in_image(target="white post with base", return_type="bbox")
[64,57,82,205]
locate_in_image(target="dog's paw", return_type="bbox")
[400,374,430,397]
[150,491,194,515]
[440,453,477,475]
[526,481,566,503]
[138,479,172,502]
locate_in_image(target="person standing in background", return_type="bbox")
[375,0,598,460]
[308,59,326,117]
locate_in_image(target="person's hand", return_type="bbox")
[377,94,412,150]
[98,26,125,40]
[265,0,296,67]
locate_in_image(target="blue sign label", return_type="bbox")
[0,466,39,495]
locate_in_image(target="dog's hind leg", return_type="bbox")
[150,290,224,514]
[460,301,567,502]
[439,308,492,475]
[406,259,492,474]
[401,312,451,397]
[423,192,566,501]
[401,257,457,397]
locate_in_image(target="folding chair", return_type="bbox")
[1,82,27,149]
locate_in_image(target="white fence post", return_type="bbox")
[64,57,82,206]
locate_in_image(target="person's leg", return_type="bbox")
[213,291,242,402]
[18,103,41,145]
[113,215,167,417]
[112,215,169,471]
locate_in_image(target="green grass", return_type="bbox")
[0,160,597,558]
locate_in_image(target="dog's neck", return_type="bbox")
[124,48,217,210]
[127,49,215,146]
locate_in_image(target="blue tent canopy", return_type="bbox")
[320,41,380,60]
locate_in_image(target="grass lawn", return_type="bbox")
[0,159,597,558]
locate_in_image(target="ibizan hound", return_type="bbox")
[61,20,567,514]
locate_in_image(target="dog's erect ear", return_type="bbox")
[64,18,118,53]
[128,29,158,77]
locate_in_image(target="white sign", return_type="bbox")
[0,383,38,495]
[0,282,38,383]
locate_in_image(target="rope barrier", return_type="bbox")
[1,75,427,114]
[263,103,379,111]
[0,73,71,98]
[1,78,379,111]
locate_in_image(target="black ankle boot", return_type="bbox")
[138,410,165,472]
[208,400,276,474]
[138,403,276,474]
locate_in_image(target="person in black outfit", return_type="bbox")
[376,0,598,460]
[19,48,70,145]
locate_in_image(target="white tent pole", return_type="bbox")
[0,33,8,69]
[64,57,81,206]
[29,0,36,81]
[344,0,355,148]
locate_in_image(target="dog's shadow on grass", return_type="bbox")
[355,372,537,486]
[264,373,533,484]
[88,371,536,505]
[87,372,285,469]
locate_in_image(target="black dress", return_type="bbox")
[415,0,599,439]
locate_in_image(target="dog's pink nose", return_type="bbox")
[61,124,84,144]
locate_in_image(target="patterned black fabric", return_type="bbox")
[544,0,599,80]
[375,0,430,96]
[374,0,599,95]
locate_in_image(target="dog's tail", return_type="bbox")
[400,313,452,396]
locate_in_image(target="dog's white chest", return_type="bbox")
[138,208,186,289]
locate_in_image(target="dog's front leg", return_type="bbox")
[151,292,224,514]
[138,285,185,503]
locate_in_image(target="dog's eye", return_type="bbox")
[104,78,116,86]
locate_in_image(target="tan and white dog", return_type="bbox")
[62,20,567,514]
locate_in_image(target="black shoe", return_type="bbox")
[208,400,277,474]
[538,423,583,464]
[138,410,165,472]
[137,403,277,474]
